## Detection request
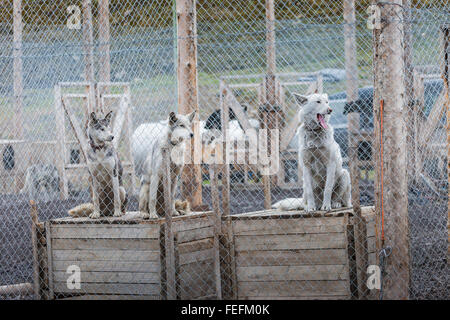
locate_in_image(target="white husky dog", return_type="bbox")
[272,93,351,212]
[132,111,196,219]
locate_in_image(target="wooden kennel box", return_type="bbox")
[219,206,376,300]
[33,211,219,300]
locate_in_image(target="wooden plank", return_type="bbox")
[13,0,23,139]
[177,238,214,254]
[46,222,55,299]
[172,216,213,233]
[52,239,160,251]
[62,294,160,300]
[98,0,111,83]
[176,226,214,243]
[54,271,159,284]
[51,225,160,239]
[238,280,349,297]
[233,217,346,235]
[179,249,215,266]
[82,0,94,82]
[52,250,160,261]
[236,249,348,266]
[237,265,349,281]
[53,282,159,295]
[53,260,160,273]
[234,233,347,251]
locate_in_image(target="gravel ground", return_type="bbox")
[0,183,447,299]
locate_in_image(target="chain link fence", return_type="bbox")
[0,0,448,300]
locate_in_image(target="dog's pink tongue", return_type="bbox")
[318,114,328,129]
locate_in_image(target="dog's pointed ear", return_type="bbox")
[89,112,98,124]
[169,111,177,126]
[104,111,113,125]
[187,110,196,122]
[293,93,308,106]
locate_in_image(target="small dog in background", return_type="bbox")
[20,164,60,202]
[272,93,351,212]
[132,111,196,219]
[68,111,127,218]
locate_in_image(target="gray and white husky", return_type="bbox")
[132,111,196,219]
[272,93,351,212]
[69,111,127,218]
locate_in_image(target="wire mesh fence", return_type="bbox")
[0,0,448,300]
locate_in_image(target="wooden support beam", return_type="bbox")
[344,0,367,299]
[220,81,231,217]
[13,0,23,139]
[82,0,95,82]
[373,0,410,300]
[176,0,202,210]
[98,0,111,83]
[162,147,176,300]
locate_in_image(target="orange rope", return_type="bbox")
[380,99,385,245]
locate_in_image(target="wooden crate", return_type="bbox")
[220,207,376,300]
[36,211,218,300]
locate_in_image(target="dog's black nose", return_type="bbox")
[327,108,332,114]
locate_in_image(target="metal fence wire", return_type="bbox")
[0,0,448,300]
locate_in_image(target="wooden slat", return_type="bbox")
[236,265,349,281]
[51,225,160,239]
[53,250,159,261]
[53,282,159,295]
[54,271,159,284]
[177,238,214,254]
[52,239,159,251]
[233,217,346,235]
[53,260,160,273]
[234,233,347,251]
[236,249,348,266]
[179,249,215,266]
[172,216,213,233]
[238,280,349,297]
[176,226,214,243]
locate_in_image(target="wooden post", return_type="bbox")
[13,0,23,139]
[373,0,410,299]
[209,163,222,299]
[176,0,202,210]
[442,25,449,264]
[162,147,176,300]
[220,81,231,217]
[82,0,95,82]
[344,0,367,299]
[98,0,111,83]
[260,0,280,209]
[403,0,416,181]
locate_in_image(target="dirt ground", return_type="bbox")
[0,183,447,299]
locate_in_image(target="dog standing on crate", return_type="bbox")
[68,111,127,219]
[272,93,351,212]
[132,111,196,219]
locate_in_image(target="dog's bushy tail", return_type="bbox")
[68,203,94,217]
[272,198,304,211]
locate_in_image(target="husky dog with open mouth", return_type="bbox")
[272,93,351,212]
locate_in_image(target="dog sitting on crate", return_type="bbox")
[272,93,351,212]
[132,111,196,219]
[68,111,127,218]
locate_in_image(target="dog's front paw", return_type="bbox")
[332,202,342,209]
[148,211,159,219]
[320,203,332,211]
[305,204,317,212]
[89,211,101,219]
[113,210,123,217]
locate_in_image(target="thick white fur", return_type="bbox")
[132,111,195,219]
[272,93,351,212]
